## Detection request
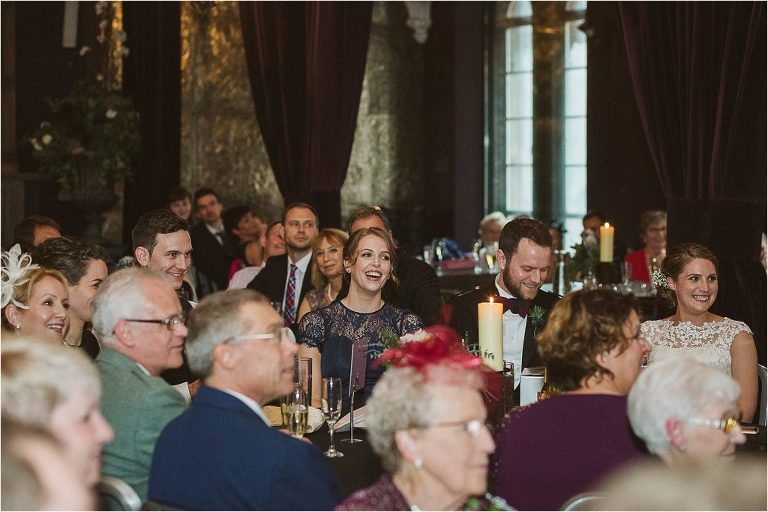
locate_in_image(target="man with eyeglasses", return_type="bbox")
[92,268,188,502]
[148,289,341,510]
[132,208,196,396]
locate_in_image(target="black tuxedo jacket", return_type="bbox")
[246,253,315,307]
[449,284,560,372]
[190,223,236,292]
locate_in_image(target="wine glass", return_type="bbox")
[320,377,344,458]
[285,385,308,439]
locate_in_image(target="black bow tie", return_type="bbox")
[494,296,532,318]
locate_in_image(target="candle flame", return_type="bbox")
[489,296,494,304]
[604,222,610,228]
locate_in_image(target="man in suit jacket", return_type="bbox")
[148,289,341,510]
[190,188,237,294]
[345,206,442,325]
[247,202,319,327]
[92,268,188,502]
[450,217,560,388]
[132,209,196,391]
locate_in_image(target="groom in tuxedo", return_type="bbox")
[450,217,560,389]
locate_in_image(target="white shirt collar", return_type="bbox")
[495,274,517,299]
[219,389,271,426]
[289,251,312,273]
[134,361,151,376]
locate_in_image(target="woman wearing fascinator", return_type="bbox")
[642,242,757,422]
[336,325,510,511]
[2,244,70,343]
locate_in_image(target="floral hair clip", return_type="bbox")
[1,244,39,309]
[376,325,483,373]
[651,269,669,290]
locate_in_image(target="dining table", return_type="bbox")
[305,425,384,498]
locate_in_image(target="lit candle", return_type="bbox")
[599,222,614,262]
[478,298,503,371]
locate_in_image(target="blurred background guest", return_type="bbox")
[628,357,746,466]
[191,187,236,295]
[222,205,266,281]
[597,456,766,510]
[32,236,110,358]
[297,228,349,322]
[642,242,757,421]
[2,244,69,344]
[624,210,667,282]
[581,210,605,242]
[2,420,96,511]
[12,215,61,253]
[298,227,422,409]
[474,211,507,270]
[2,337,114,488]
[337,326,505,511]
[228,221,286,290]
[167,185,195,226]
[494,289,649,510]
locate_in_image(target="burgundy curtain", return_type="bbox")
[238,2,372,228]
[122,2,182,244]
[618,2,766,362]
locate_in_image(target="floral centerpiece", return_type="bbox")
[566,231,599,282]
[27,2,139,201]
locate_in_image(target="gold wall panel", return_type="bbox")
[180,1,428,226]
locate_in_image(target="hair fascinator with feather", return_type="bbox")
[1,244,39,309]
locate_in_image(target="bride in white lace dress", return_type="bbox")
[641,243,758,422]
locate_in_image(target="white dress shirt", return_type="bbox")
[495,275,527,389]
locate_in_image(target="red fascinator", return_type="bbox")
[376,325,483,373]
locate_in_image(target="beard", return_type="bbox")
[502,268,541,301]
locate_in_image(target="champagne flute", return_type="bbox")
[285,385,308,439]
[321,377,344,458]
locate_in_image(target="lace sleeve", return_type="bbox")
[725,318,753,337]
[297,309,325,350]
[399,311,424,336]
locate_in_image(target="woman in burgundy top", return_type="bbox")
[494,289,650,510]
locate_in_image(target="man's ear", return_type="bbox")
[496,249,506,270]
[114,320,137,348]
[213,343,237,370]
[135,246,150,267]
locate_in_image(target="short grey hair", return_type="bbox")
[479,211,507,230]
[638,210,666,234]
[2,337,101,428]
[92,267,171,345]
[185,289,270,378]
[366,365,483,474]
[628,356,740,454]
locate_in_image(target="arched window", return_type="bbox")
[488,1,587,249]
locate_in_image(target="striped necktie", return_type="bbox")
[284,264,298,326]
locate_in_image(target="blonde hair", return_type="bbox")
[1,267,69,330]
[1,337,100,428]
[310,228,349,290]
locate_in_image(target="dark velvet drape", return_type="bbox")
[618,2,767,362]
[122,2,181,245]
[238,2,372,228]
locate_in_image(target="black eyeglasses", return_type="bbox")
[123,313,186,331]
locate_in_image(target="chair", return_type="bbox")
[96,476,142,511]
[560,492,606,511]
[758,364,767,426]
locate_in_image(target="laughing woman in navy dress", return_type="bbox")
[298,227,423,409]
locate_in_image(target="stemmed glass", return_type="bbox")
[321,377,344,458]
[285,385,308,439]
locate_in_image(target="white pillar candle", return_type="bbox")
[478,298,503,371]
[599,223,614,262]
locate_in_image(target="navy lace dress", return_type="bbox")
[297,301,423,408]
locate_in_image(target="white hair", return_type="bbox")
[479,211,507,229]
[628,356,740,454]
[91,267,171,345]
[2,337,100,427]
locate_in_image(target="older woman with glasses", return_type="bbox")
[494,289,650,510]
[337,326,508,511]
[628,356,746,466]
